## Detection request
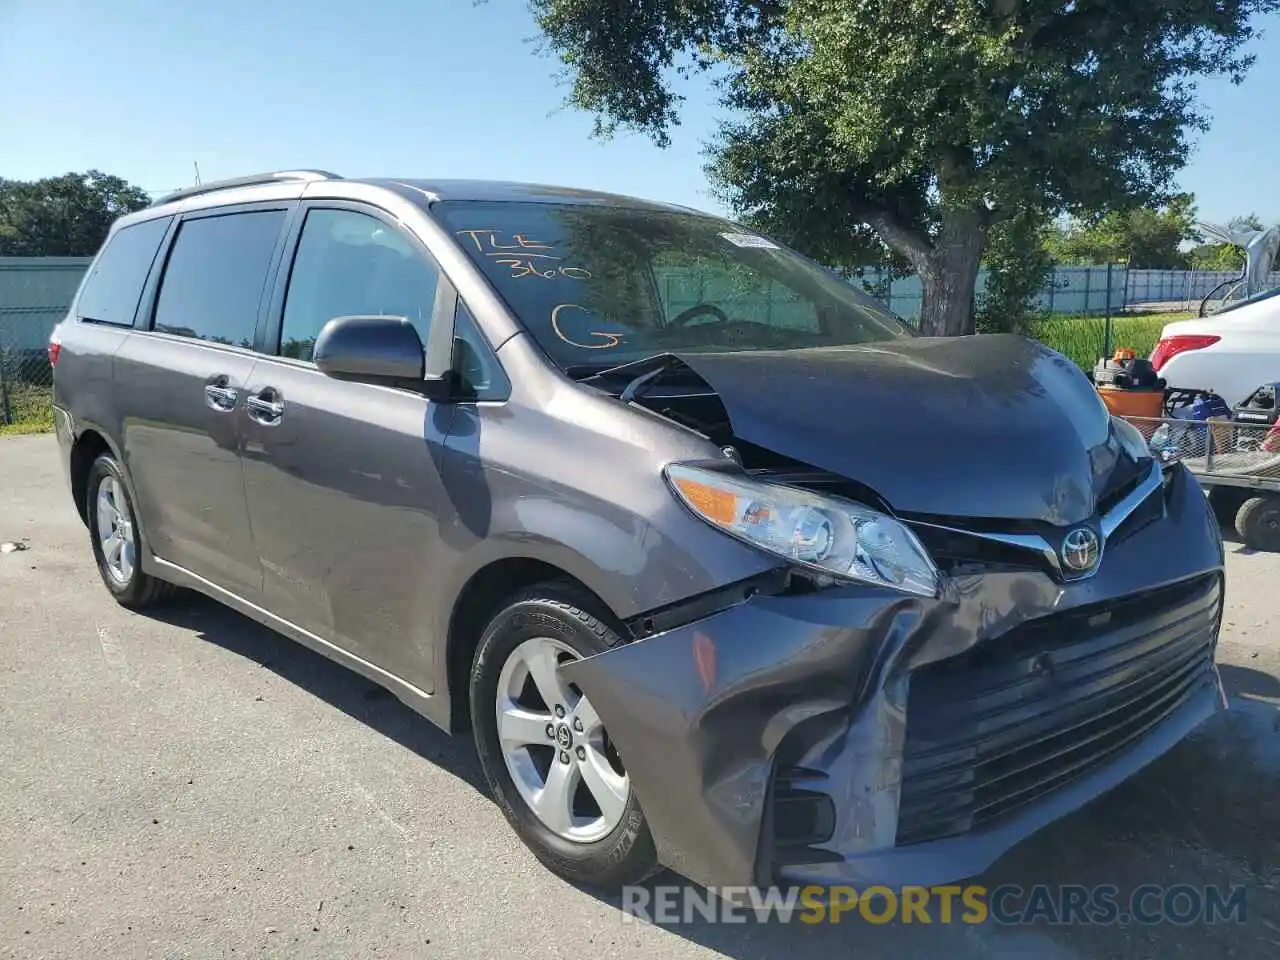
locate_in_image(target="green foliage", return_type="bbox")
[0,170,151,257]
[1233,214,1266,231]
[1029,313,1187,371]
[977,209,1055,335]
[1187,242,1246,272]
[0,382,53,435]
[528,0,1280,336]
[1048,194,1198,268]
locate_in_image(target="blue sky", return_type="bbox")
[3,0,1278,228]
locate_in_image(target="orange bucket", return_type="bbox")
[1096,385,1164,438]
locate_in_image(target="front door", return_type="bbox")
[240,204,455,690]
[115,205,292,600]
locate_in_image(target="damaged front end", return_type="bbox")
[561,465,1223,890]
[563,336,1227,890]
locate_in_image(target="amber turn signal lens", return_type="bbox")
[672,476,739,525]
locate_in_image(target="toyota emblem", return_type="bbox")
[555,723,573,750]
[1061,526,1101,572]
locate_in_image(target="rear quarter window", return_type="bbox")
[75,216,172,326]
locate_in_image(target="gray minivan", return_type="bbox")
[51,170,1226,892]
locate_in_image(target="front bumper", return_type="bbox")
[561,464,1226,890]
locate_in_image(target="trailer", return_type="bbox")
[1125,409,1280,551]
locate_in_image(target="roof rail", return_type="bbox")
[151,170,343,207]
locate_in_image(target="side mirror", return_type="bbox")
[314,315,455,399]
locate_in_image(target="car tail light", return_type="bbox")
[1150,335,1220,371]
[48,331,61,367]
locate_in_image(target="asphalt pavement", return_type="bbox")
[2,433,1278,959]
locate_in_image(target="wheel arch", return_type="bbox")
[443,555,623,734]
[69,426,118,525]
[68,424,159,570]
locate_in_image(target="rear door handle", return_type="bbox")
[245,389,285,425]
[204,381,239,412]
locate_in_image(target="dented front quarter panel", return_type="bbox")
[561,464,1226,890]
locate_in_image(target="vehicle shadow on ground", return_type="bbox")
[146,592,488,794]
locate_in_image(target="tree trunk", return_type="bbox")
[867,206,990,337]
[917,211,988,337]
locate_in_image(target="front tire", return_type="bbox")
[87,453,174,608]
[470,582,659,888]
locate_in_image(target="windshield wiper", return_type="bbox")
[573,352,679,398]
[574,351,714,404]
[572,352,678,381]
[619,364,672,402]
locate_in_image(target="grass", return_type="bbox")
[1028,311,1191,371]
[0,381,54,436]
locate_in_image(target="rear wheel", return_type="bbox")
[1235,495,1280,552]
[469,583,658,888]
[87,454,174,608]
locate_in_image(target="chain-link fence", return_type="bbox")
[0,258,92,430]
[0,342,53,429]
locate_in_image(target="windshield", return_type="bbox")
[433,200,913,371]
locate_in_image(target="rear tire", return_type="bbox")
[1235,495,1280,552]
[86,453,174,608]
[469,582,659,889]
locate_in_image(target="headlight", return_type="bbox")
[664,462,939,598]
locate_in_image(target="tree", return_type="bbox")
[528,0,1280,335]
[1048,194,1198,268]
[978,208,1056,335]
[0,171,151,257]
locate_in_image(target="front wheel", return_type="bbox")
[469,583,659,888]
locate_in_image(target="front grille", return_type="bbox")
[896,573,1221,846]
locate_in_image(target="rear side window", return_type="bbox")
[76,217,171,326]
[153,210,287,348]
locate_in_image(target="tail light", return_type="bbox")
[1150,335,1220,371]
[48,331,62,367]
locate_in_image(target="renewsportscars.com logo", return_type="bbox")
[621,884,1250,926]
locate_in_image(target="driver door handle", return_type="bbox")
[245,388,285,425]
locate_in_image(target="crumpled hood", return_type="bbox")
[675,334,1140,526]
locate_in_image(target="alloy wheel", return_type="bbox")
[494,636,629,843]
[95,476,136,585]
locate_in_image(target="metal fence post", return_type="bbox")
[1103,264,1115,359]
[0,348,11,426]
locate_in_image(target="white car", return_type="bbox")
[1151,288,1280,406]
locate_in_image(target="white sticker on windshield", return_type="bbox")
[720,232,779,249]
